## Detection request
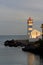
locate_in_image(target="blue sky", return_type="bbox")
[0,0,43,35]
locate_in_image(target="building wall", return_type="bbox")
[31,29,41,38]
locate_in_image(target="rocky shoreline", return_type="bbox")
[22,39,43,57]
[4,39,43,57]
[4,39,29,47]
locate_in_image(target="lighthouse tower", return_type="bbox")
[27,17,33,39]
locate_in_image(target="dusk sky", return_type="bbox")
[0,0,43,35]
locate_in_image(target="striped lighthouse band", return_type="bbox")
[28,27,32,30]
[28,25,32,28]
[27,21,33,24]
[27,30,32,33]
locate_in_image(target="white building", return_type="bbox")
[30,29,41,38]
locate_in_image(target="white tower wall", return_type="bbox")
[27,17,33,39]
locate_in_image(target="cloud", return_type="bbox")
[0,0,43,21]
[0,0,43,34]
[0,6,27,22]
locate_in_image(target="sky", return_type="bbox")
[0,0,43,35]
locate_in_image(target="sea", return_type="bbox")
[0,35,42,65]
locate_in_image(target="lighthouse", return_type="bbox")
[27,17,33,39]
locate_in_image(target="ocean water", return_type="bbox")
[0,35,42,65]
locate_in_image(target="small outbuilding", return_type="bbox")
[30,29,41,39]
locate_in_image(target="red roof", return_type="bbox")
[27,17,32,21]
